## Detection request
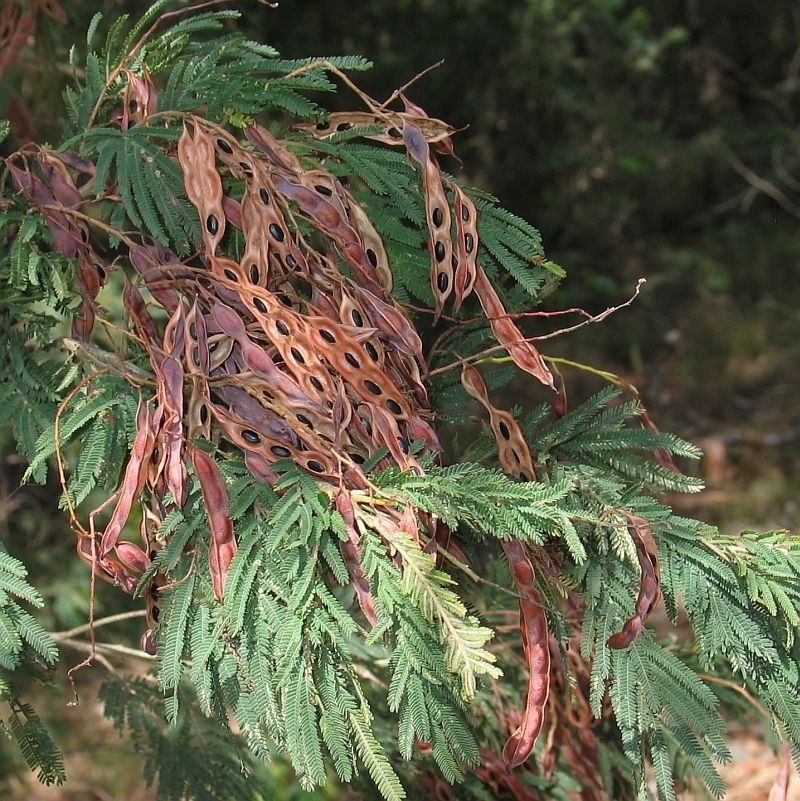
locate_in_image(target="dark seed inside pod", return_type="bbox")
[364,341,380,362]
[191,347,201,366]
[242,429,261,444]
[351,309,364,327]
[409,466,422,476]
[259,187,270,205]
[345,352,360,368]
[199,404,208,424]
[206,214,219,235]
[289,347,305,364]
[306,459,326,473]
[366,248,378,267]
[319,328,336,343]
[189,322,198,339]
[461,203,470,222]
[398,437,410,454]
[150,584,161,599]
[386,398,402,415]
[434,241,446,262]
[268,223,285,242]
[309,376,324,392]
[275,319,290,336]
[364,379,382,396]
[314,184,332,196]
[151,605,160,622]
[498,420,511,440]
[464,233,475,254]
[349,452,366,464]
[128,99,138,113]
[253,297,268,313]
[239,161,252,174]
[437,272,449,292]
[224,268,238,282]
[249,263,260,283]
[285,254,298,269]
[217,138,233,154]
[432,207,444,227]
[296,413,313,428]
[388,127,402,139]
[278,293,293,307]
[270,445,292,458]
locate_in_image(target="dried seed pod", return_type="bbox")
[296,110,458,148]
[190,446,237,602]
[450,183,479,313]
[353,285,425,364]
[403,120,453,323]
[501,539,550,769]
[473,266,555,389]
[345,195,393,292]
[607,514,661,649]
[177,120,226,254]
[121,68,157,131]
[336,489,378,627]
[461,363,536,482]
[99,401,158,559]
[245,122,303,173]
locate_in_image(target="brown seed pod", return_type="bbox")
[403,120,453,323]
[121,68,157,131]
[473,266,555,389]
[190,446,237,602]
[461,363,536,482]
[501,539,550,769]
[607,514,661,649]
[177,120,226,254]
[451,184,479,314]
[296,110,458,148]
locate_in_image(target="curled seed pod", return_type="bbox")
[607,514,661,649]
[177,120,226,254]
[99,402,158,559]
[473,266,555,389]
[335,488,378,626]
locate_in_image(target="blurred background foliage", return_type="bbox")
[1,0,798,796]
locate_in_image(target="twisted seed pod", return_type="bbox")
[461,364,536,482]
[607,514,661,649]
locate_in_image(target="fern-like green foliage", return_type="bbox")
[1,4,800,801]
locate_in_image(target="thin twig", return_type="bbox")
[51,609,147,641]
